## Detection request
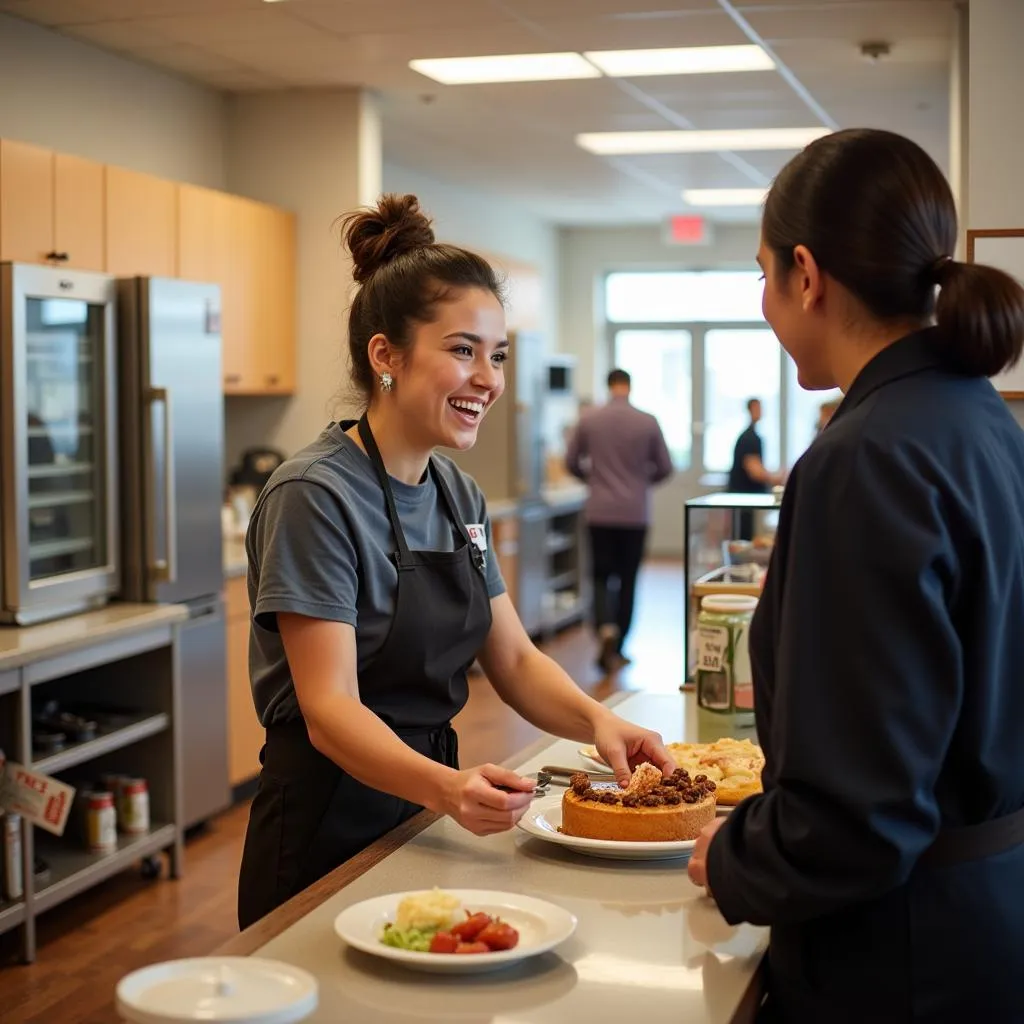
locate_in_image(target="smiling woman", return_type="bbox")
[235,193,674,932]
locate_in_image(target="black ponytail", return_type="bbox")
[763,128,1024,378]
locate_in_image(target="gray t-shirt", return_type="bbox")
[246,422,505,726]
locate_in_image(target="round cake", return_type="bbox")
[560,765,717,843]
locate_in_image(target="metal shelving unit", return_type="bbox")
[0,615,182,964]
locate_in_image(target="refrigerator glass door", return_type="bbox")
[142,279,225,605]
[2,264,118,624]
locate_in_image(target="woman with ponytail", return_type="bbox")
[687,129,1024,1022]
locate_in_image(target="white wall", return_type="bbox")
[968,0,1024,430]
[559,223,761,402]
[383,161,560,343]
[0,13,225,188]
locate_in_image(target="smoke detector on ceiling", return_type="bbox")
[860,42,892,63]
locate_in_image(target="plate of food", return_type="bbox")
[578,737,764,806]
[516,763,717,861]
[333,888,577,974]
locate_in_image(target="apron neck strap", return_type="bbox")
[357,414,480,570]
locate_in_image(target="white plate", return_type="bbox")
[577,745,612,773]
[516,793,698,861]
[333,889,577,975]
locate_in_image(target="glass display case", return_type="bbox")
[1,263,119,625]
[683,492,781,682]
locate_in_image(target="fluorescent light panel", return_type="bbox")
[576,127,831,155]
[585,44,773,77]
[409,53,599,85]
[684,188,769,206]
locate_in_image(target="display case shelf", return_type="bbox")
[0,899,27,937]
[34,823,175,915]
[32,711,169,775]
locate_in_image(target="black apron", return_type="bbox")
[237,416,492,929]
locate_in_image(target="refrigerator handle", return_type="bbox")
[145,386,178,585]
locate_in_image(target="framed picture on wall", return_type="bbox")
[966,228,1024,399]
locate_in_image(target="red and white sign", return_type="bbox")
[664,214,712,246]
[0,762,76,836]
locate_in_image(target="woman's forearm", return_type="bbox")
[302,695,456,814]
[496,646,612,742]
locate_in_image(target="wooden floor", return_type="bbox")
[0,561,684,1023]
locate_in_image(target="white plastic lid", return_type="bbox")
[115,957,318,1024]
[701,595,758,614]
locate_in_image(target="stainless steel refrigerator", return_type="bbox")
[117,277,230,829]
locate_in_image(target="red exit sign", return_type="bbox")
[664,214,712,246]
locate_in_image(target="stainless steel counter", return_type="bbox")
[0,601,188,671]
[235,692,767,1023]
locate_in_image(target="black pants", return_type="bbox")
[588,525,647,649]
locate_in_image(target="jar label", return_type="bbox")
[696,624,728,674]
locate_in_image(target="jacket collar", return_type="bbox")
[833,327,944,421]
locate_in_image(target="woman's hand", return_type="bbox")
[441,764,536,836]
[592,712,676,787]
[687,816,727,892]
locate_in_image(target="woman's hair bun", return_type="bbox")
[342,193,435,283]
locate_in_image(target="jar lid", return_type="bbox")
[116,957,318,1024]
[701,595,758,614]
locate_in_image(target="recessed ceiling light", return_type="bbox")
[576,127,830,155]
[409,53,600,85]
[585,44,773,78]
[683,188,770,206]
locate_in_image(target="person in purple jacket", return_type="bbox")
[566,369,674,672]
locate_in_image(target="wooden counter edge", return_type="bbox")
[215,692,632,957]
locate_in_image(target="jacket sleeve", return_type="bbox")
[565,422,587,480]
[706,438,964,927]
[649,419,674,483]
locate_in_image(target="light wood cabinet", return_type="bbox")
[225,575,263,787]
[1,136,296,397]
[106,165,177,276]
[54,153,105,271]
[0,140,105,271]
[179,188,296,396]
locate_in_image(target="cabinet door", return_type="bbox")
[106,166,177,276]
[54,153,105,271]
[226,578,263,786]
[0,139,54,264]
[222,194,258,393]
[252,203,296,395]
[179,185,244,390]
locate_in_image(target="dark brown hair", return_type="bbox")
[339,193,504,400]
[607,368,631,388]
[763,128,1024,378]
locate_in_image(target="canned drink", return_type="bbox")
[2,811,24,901]
[119,778,150,835]
[85,791,117,852]
[100,774,129,829]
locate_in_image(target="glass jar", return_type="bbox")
[695,594,758,737]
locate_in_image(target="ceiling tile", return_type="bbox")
[293,0,515,36]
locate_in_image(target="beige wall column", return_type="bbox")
[224,89,382,461]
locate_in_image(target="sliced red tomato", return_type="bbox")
[451,912,492,941]
[454,941,490,954]
[428,931,459,954]
[477,921,520,951]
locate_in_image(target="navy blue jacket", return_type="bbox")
[707,329,1024,1023]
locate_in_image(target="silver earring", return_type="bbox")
[379,372,394,393]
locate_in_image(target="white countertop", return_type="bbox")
[0,602,188,671]
[242,692,767,1023]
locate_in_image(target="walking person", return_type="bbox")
[566,369,673,673]
[727,397,784,540]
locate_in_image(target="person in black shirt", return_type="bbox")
[727,398,783,539]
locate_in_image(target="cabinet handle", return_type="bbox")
[224,374,242,384]
[265,375,280,385]
[44,251,69,262]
